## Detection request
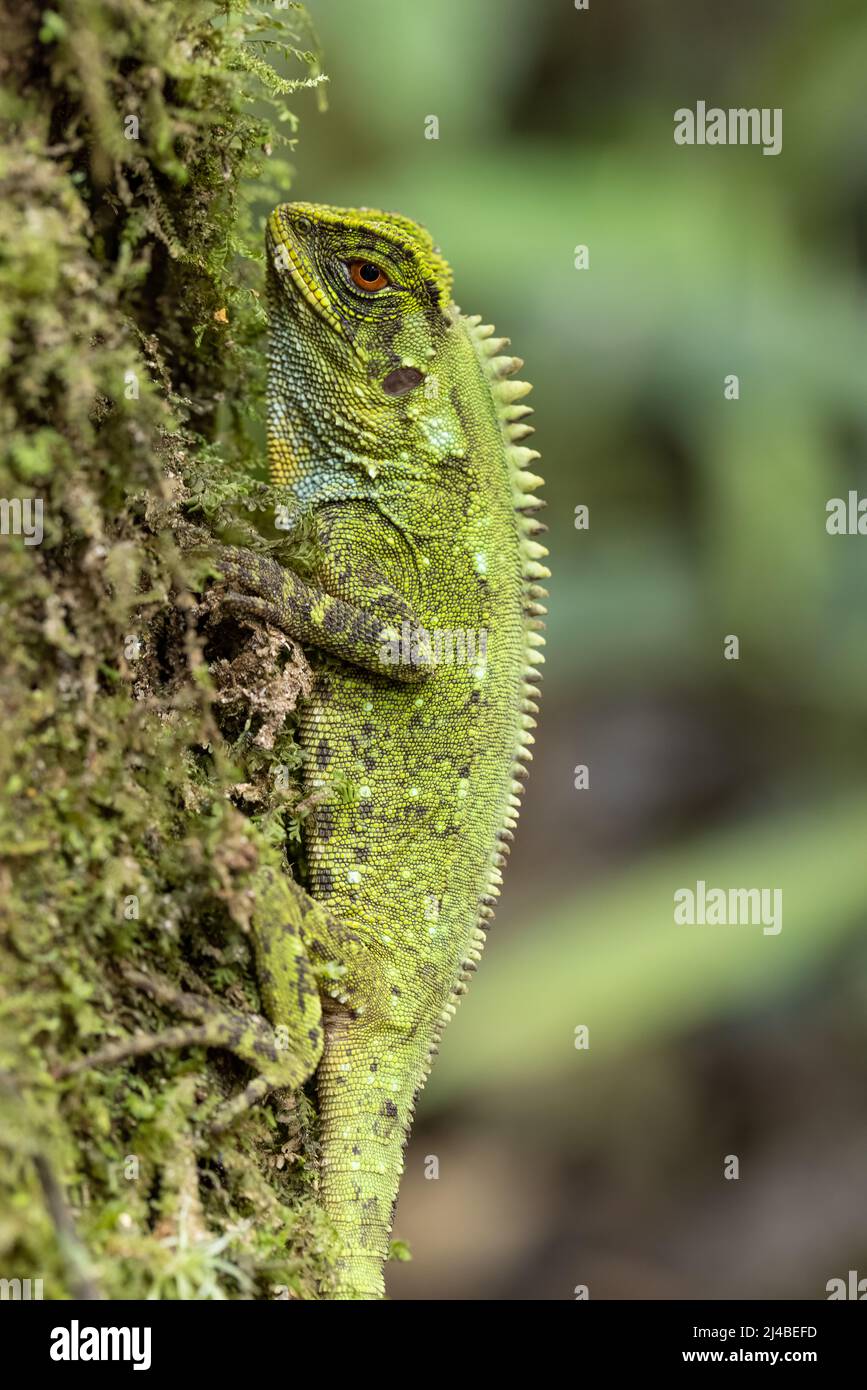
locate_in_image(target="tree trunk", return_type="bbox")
[0,0,335,1299]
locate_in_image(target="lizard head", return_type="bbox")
[267,202,453,336]
[266,202,471,514]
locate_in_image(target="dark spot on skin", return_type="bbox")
[361,721,374,737]
[391,984,401,996]
[470,690,481,704]
[323,604,344,634]
[318,869,334,896]
[369,1061,378,1072]
[356,845,370,862]
[382,1100,398,1118]
[316,739,331,770]
[459,765,470,778]
[382,366,424,396]
[315,803,334,843]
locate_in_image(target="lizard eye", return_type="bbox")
[347,259,390,292]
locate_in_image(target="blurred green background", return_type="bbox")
[281,0,867,1298]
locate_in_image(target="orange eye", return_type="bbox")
[347,259,390,292]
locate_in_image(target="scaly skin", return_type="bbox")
[247,202,549,1297]
[64,202,548,1299]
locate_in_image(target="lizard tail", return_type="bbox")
[317,1010,420,1299]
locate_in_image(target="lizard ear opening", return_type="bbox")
[381,367,424,397]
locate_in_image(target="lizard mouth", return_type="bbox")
[267,204,346,338]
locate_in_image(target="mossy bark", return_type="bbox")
[0,0,338,1298]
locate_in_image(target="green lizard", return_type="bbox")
[66,202,547,1299]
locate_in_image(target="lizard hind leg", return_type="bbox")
[121,960,324,1133]
[55,866,327,1133]
[251,871,416,1300]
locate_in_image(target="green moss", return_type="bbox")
[0,0,337,1298]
